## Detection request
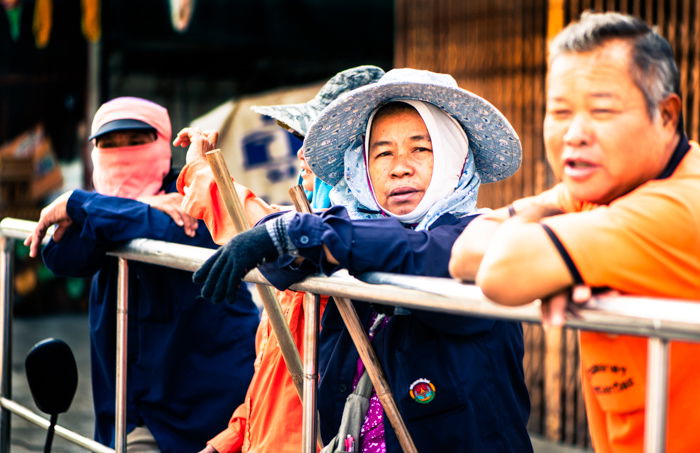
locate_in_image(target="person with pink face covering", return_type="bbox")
[24,97,259,453]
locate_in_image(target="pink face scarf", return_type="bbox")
[90,97,172,199]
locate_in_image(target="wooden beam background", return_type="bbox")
[395,0,550,209]
[395,0,700,448]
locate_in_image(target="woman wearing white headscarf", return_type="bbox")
[194,69,532,452]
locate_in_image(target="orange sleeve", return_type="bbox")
[538,146,700,298]
[207,402,248,453]
[177,156,281,244]
[514,183,585,212]
[541,184,699,297]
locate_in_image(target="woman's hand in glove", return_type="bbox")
[193,223,279,303]
[193,213,301,302]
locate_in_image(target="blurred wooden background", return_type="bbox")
[395,0,700,448]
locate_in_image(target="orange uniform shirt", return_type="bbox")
[534,141,700,452]
[176,156,280,245]
[209,289,328,453]
[177,157,327,453]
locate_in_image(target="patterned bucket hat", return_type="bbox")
[303,68,522,186]
[251,65,386,136]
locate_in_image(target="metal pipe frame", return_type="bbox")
[0,237,13,452]
[0,397,114,453]
[644,337,670,453]
[1,217,698,452]
[115,258,129,452]
[104,236,700,342]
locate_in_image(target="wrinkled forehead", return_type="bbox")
[367,104,429,149]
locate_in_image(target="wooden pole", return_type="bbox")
[286,186,418,453]
[334,297,418,453]
[288,185,325,451]
[204,150,305,399]
[289,185,312,214]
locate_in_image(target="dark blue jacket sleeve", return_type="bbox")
[284,206,467,277]
[274,206,494,336]
[294,208,464,276]
[42,189,217,278]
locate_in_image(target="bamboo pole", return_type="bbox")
[334,297,418,453]
[204,150,305,399]
[289,185,312,214]
[287,186,418,453]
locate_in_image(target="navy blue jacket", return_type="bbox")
[42,179,259,453]
[261,206,532,452]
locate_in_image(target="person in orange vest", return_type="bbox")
[174,65,385,453]
[449,11,700,453]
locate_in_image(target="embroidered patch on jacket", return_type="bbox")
[409,378,436,404]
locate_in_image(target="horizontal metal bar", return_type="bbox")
[0,397,114,453]
[4,217,700,341]
[0,219,41,242]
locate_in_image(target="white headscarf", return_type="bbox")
[331,100,481,230]
[363,100,469,224]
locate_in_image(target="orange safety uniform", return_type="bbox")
[177,157,328,453]
[530,139,700,452]
[209,289,328,453]
[177,156,278,245]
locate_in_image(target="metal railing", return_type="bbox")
[2,216,700,452]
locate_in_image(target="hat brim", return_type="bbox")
[304,81,522,186]
[89,119,156,141]
[251,104,318,137]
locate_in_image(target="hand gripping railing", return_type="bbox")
[0,218,114,452]
[2,216,700,452]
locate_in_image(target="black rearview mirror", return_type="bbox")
[25,338,78,453]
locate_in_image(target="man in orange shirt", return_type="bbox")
[174,65,385,453]
[449,11,700,453]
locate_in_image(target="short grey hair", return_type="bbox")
[549,11,681,128]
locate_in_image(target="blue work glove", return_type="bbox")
[193,214,295,303]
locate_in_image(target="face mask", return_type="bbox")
[91,138,171,199]
[90,97,173,199]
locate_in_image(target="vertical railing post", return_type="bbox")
[644,336,669,453]
[115,258,129,452]
[302,293,320,453]
[544,326,563,441]
[0,237,13,451]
